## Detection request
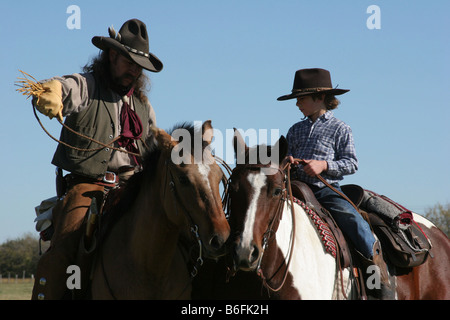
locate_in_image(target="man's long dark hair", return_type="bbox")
[83,50,150,104]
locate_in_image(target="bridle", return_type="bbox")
[227,162,297,293]
[164,159,205,278]
[100,155,210,299]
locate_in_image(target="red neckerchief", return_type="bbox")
[117,88,143,164]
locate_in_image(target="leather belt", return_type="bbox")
[102,171,118,184]
[64,165,137,188]
[66,171,120,188]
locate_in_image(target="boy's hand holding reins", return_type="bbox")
[284,156,359,212]
[285,156,328,177]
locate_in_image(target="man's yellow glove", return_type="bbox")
[34,80,64,122]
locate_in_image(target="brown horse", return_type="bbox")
[89,121,230,299]
[193,130,450,300]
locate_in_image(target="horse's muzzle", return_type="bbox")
[204,233,228,258]
[231,240,261,271]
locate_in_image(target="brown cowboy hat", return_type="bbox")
[277,68,349,101]
[92,19,163,72]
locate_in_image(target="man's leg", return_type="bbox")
[32,183,103,300]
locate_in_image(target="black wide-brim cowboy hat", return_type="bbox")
[277,68,349,101]
[92,19,163,72]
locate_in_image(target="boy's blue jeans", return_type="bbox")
[310,183,375,259]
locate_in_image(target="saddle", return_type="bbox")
[72,185,124,300]
[341,184,432,268]
[291,181,432,270]
[290,181,352,268]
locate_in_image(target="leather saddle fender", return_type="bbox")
[290,180,352,268]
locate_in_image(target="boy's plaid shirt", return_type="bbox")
[286,111,358,187]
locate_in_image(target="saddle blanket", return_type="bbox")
[292,197,338,259]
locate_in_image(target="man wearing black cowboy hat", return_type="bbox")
[31,19,163,300]
[280,68,393,299]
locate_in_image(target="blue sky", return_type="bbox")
[1,0,449,243]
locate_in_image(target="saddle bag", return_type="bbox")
[367,212,432,268]
[34,196,58,241]
[342,185,432,268]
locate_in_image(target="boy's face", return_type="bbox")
[296,95,326,121]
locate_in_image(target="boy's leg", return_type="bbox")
[312,185,375,258]
[312,184,395,299]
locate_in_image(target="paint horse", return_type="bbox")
[89,121,230,299]
[224,130,354,299]
[194,130,450,300]
[394,214,450,299]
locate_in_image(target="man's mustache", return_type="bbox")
[114,73,139,84]
[123,73,138,81]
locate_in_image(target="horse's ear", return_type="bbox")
[272,135,288,164]
[152,127,177,150]
[233,128,248,163]
[202,120,214,145]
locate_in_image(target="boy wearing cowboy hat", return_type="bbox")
[31,19,163,300]
[279,68,393,299]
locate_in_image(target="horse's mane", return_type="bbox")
[99,122,202,239]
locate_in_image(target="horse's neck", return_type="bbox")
[275,201,327,257]
[270,201,337,299]
[96,176,191,299]
[127,180,184,278]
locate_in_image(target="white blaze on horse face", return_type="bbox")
[241,172,267,248]
[197,164,211,191]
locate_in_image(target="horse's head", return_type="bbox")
[151,121,230,258]
[228,129,288,272]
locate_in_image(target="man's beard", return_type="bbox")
[111,73,139,95]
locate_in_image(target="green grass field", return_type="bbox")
[0,278,33,300]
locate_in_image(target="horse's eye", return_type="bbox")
[179,175,190,186]
[273,188,282,197]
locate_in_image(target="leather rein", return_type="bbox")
[32,105,143,157]
[164,159,205,278]
[16,70,143,157]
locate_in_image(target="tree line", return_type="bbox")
[423,203,449,237]
[0,233,43,278]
